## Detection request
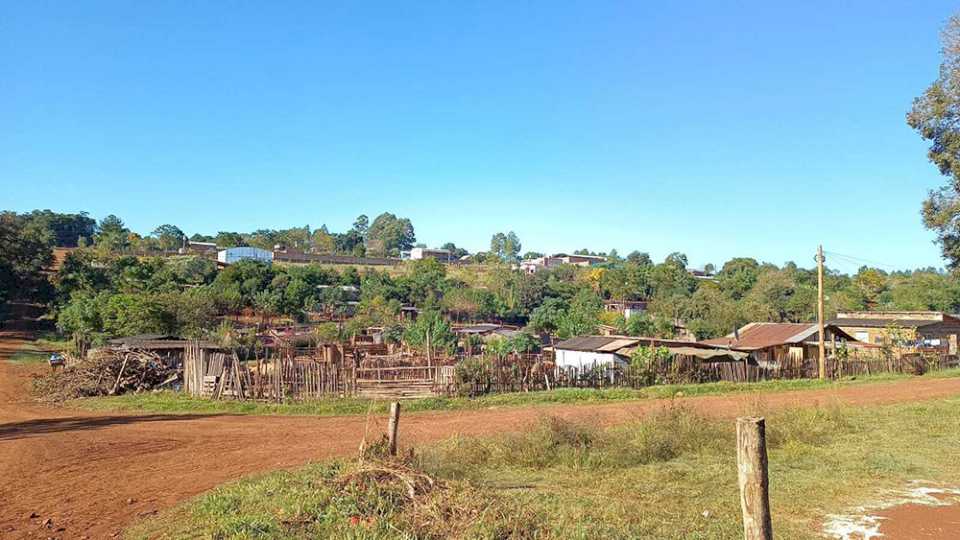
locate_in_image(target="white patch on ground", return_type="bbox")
[822,481,960,539]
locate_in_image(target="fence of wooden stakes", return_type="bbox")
[181,340,958,402]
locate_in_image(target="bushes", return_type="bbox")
[454,356,494,397]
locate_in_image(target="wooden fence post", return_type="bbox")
[387,401,401,456]
[737,416,773,540]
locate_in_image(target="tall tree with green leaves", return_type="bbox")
[909,14,960,267]
[489,231,521,261]
[151,224,186,252]
[366,213,415,256]
[0,212,55,305]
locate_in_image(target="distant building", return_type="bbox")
[828,311,960,353]
[554,253,607,266]
[217,247,273,265]
[518,253,605,274]
[518,256,564,274]
[689,269,717,281]
[179,240,218,256]
[603,300,648,319]
[406,247,454,263]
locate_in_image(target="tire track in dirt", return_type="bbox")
[4,328,960,538]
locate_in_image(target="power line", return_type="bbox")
[822,250,902,270]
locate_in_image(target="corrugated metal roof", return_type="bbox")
[827,318,939,329]
[555,336,640,352]
[701,323,816,350]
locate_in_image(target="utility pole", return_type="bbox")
[817,245,826,380]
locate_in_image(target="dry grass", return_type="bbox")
[128,398,960,539]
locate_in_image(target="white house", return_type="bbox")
[554,335,749,370]
[553,336,638,369]
[217,247,273,265]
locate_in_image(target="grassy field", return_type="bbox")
[127,397,960,539]
[73,370,953,418]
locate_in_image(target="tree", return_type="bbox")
[909,14,960,267]
[151,224,186,251]
[367,213,415,256]
[95,215,130,253]
[403,310,457,356]
[557,289,602,339]
[626,251,652,266]
[440,242,469,259]
[311,226,336,253]
[0,213,54,304]
[527,297,568,335]
[717,258,760,300]
[352,215,369,240]
[21,210,96,247]
[489,231,521,261]
[214,231,246,248]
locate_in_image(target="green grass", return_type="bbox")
[127,397,960,539]
[8,341,51,364]
[74,369,958,418]
[7,332,71,364]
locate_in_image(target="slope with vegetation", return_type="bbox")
[5,209,960,356]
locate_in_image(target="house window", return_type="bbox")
[855,331,869,342]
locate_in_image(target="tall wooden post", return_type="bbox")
[737,417,772,540]
[817,245,826,380]
[387,402,401,456]
[426,325,433,367]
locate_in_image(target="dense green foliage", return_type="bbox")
[50,241,960,347]
[0,212,58,305]
[910,15,960,268]
[6,208,960,349]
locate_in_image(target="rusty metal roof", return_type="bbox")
[701,323,818,351]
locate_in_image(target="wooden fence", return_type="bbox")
[183,342,959,401]
[355,366,454,399]
[184,343,355,401]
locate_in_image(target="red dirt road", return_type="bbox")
[4,321,960,537]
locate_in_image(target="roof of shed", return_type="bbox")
[701,323,818,350]
[827,318,940,329]
[555,335,640,352]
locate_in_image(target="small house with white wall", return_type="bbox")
[553,336,639,369]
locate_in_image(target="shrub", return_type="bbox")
[454,356,494,397]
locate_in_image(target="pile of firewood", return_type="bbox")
[33,349,180,402]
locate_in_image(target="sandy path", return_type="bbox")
[4,316,960,538]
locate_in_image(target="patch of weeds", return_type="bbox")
[419,405,729,475]
[766,405,862,449]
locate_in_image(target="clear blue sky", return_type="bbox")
[2,1,957,272]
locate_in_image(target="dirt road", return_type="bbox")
[4,316,960,538]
